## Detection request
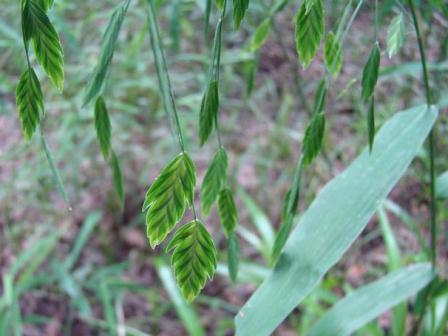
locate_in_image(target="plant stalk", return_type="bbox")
[408,0,437,334]
[146,0,185,152]
[408,0,436,269]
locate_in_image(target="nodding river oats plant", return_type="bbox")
[14,0,446,334]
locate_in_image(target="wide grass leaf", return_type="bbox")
[24,0,64,91]
[295,0,324,68]
[201,148,228,216]
[307,264,434,336]
[83,0,130,106]
[15,68,44,140]
[94,96,111,159]
[143,153,196,248]
[235,105,438,335]
[167,220,217,302]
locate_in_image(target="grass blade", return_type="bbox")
[307,264,434,336]
[238,189,275,256]
[377,206,406,335]
[63,211,102,271]
[155,259,205,336]
[235,105,438,335]
[16,233,59,289]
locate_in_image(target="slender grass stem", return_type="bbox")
[213,0,227,149]
[20,2,31,70]
[146,0,200,219]
[374,0,379,42]
[339,0,364,45]
[408,0,437,334]
[408,0,436,268]
[146,0,185,152]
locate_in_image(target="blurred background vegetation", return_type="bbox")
[1,0,448,335]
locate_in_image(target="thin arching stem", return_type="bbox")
[146,0,185,152]
[408,0,437,334]
[408,0,436,268]
[374,0,379,42]
[207,0,227,149]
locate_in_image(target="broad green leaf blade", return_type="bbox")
[250,18,271,52]
[361,42,381,102]
[167,220,217,302]
[111,151,125,208]
[201,148,228,216]
[235,105,438,336]
[15,68,44,139]
[218,188,238,236]
[387,13,405,58]
[295,0,324,68]
[233,0,249,29]
[307,264,434,336]
[143,153,196,248]
[228,232,240,283]
[83,0,130,106]
[25,1,64,90]
[436,171,448,199]
[94,96,111,159]
[323,31,343,78]
[199,80,219,145]
[155,259,205,336]
[367,96,375,152]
